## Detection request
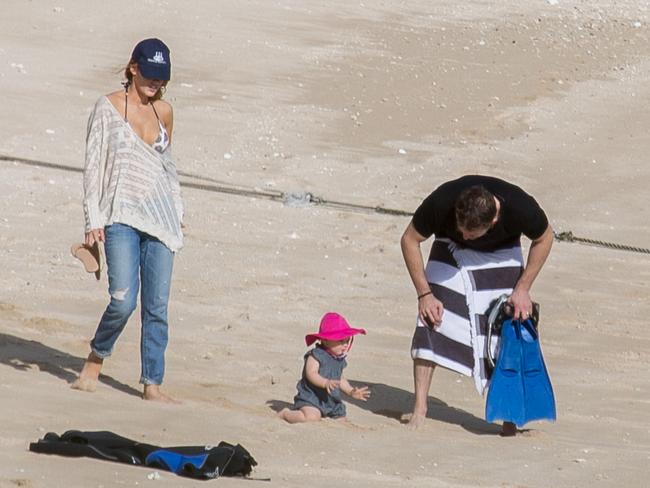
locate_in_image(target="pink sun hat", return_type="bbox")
[305,312,367,346]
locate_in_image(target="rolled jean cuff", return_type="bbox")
[140,376,161,386]
[90,344,113,359]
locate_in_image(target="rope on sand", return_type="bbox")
[2,153,648,254]
[553,231,650,254]
[0,154,415,217]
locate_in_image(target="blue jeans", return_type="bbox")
[90,223,174,385]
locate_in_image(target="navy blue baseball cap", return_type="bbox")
[131,38,171,81]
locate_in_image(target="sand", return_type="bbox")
[1,1,649,487]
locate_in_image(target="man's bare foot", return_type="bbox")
[71,353,103,392]
[500,421,518,437]
[406,412,426,430]
[143,384,180,404]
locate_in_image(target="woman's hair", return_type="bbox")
[454,185,497,231]
[122,60,167,101]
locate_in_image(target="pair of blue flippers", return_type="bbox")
[485,317,556,428]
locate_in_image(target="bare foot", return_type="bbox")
[500,421,518,437]
[143,384,180,404]
[71,377,98,392]
[278,406,320,423]
[278,408,292,421]
[406,412,426,430]
[279,407,307,423]
[71,353,103,392]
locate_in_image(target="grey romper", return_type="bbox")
[293,346,347,418]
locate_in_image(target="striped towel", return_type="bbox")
[411,238,524,394]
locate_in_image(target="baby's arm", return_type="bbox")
[339,377,371,401]
[304,355,340,393]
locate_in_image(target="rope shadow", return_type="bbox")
[347,379,501,435]
[0,333,141,398]
[3,153,647,254]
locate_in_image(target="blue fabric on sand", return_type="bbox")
[293,346,347,418]
[145,450,208,475]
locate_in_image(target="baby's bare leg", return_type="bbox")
[279,405,321,423]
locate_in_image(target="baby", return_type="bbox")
[279,312,371,423]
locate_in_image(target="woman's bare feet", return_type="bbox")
[143,384,180,404]
[71,352,103,392]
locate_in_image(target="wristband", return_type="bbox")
[417,290,433,300]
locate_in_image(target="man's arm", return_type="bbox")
[510,225,554,319]
[400,222,444,326]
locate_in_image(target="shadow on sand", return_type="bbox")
[267,379,500,435]
[266,399,293,413]
[347,379,500,435]
[0,333,141,398]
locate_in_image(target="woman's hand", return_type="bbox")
[85,228,105,247]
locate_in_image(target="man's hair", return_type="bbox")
[454,185,497,231]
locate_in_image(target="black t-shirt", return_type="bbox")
[412,175,548,251]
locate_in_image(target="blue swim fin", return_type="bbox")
[485,318,526,426]
[485,318,556,428]
[520,320,556,425]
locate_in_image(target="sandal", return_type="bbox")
[70,242,102,280]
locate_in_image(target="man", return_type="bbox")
[400,175,553,435]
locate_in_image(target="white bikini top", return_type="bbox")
[124,91,170,153]
[151,119,169,154]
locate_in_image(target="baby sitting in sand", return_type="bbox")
[279,312,370,423]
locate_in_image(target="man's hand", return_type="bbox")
[419,293,444,327]
[401,222,446,327]
[509,287,533,321]
[509,225,553,321]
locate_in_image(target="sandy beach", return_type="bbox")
[1,1,650,486]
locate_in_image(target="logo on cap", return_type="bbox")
[149,51,166,65]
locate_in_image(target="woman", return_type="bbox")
[72,38,184,402]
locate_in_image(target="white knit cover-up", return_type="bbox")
[83,96,184,252]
